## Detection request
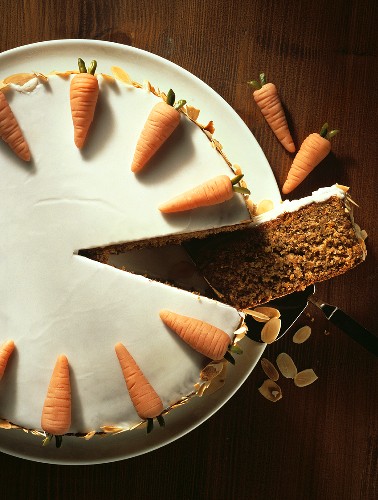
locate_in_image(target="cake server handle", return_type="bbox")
[309,297,378,357]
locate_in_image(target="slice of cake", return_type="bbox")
[0,67,251,439]
[185,185,367,309]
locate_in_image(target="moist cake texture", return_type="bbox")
[185,186,367,309]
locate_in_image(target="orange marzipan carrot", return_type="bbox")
[0,340,15,381]
[158,174,242,213]
[70,59,99,149]
[0,92,31,161]
[41,354,71,436]
[159,310,231,360]
[282,123,338,194]
[131,89,185,173]
[115,342,164,420]
[249,74,295,153]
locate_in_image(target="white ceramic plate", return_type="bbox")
[0,39,279,464]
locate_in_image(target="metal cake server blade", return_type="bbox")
[247,285,378,357]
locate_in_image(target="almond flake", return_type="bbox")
[276,352,297,378]
[4,73,36,85]
[293,325,312,344]
[256,199,274,215]
[233,164,242,176]
[246,198,257,215]
[294,369,318,387]
[244,309,270,322]
[33,71,48,82]
[203,121,215,134]
[258,379,282,402]
[100,425,124,434]
[185,104,200,121]
[83,430,96,440]
[200,361,224,381]
[261,358,279,381]
[201,363,228,396]
[100,73,115,83]
[261,317,281,343]
[336,184,349,193]
[52,70,78,78]
[254,306,281,320]
[111,66,133,84]
[233,323,248,341]
[0,420,12,429]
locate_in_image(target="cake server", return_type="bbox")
[246,285,378,356]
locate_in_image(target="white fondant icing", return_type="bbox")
[10,77,39,93]
[0,74,246,433]
[251,185,346,226]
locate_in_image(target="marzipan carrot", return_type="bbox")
[131,89,186,173]
[158,174,250,213]
[248,73,295,153]
[0,92,31,161]
[0,340,15,380]
[41,354,71,441]
[115,342,164,421]
[282,123,339,194]
[70,58,99,148]
[159,310,231,360]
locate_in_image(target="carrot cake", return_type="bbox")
[185,185,367,309]
[0,67,251,440]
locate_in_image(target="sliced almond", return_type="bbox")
[246,198,256,215]
[201,363,228,396]
[258,379,282,402]
[33,71,48,82]
[184,104,200,121]
[254,306,281,320]
[244,309,270,322]
[256,199,274,215]
[261,358,279,381]
[100,425,125,434]
[3,72,35,85]
[276,352,297,378]
[83,430,96,440]
[233,323,248,342]
[294,369,318,387]
[52,70,78,78]
[233,164,242,176]
[0,419,12,429]
[261,317,281,343]
[100,73,115,83]
[293,325,312,344]
[111,66,133,84]
[200,360,224,382]
[203,121,215,134]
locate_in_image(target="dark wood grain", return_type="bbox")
[1,1,377,499]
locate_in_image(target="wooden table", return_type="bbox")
[1,0,377,498]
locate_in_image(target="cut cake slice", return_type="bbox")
[185,185,367,309]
